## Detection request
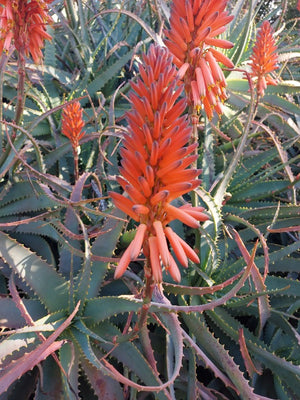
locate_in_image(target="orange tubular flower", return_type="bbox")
[164,0,234,119]
[61,101,85,149]
[0,0,53,63]
[249,21,279,98]
[110,45,209,283]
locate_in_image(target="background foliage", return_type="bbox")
[0,0,299,399]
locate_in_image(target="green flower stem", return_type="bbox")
[14,54,26,137]
[138,268,158,373]
[73,146,79,182]
[214,77,256,207]
[0,53,9,150]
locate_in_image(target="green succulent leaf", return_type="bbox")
[83,296,142,323]
[0,231,69,313]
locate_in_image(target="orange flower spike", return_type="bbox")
[110,45,209,282]
[0,0,53,63]
[164,0,234,118]
[249,21,279,97]
[61,101,85,150]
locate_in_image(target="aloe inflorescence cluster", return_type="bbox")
[110,45,209,283]
[0,0,53,64]
[164,0,235,118]
[249,21,279,98]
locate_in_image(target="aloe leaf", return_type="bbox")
[230,304,299,349]
[163,267,244,296]
[263,94,300,115]
[270,258,300,273]
[224,204,300,222]
[0,311,66,366]
[230,180,292,202]
[0,302,79,395]
[59,173,92,278]
[80,357,124,400]
[0,333,38,367]
[73,320,110,344]
[228,0,253,67]
[265,275,300,298]
[267,217,300,232]
[274,376,297,400]
[79,322,170,400]
[43,134,98,170]
[218,240,300,280]
[152,287,183,393]
[84,50,134,100]
[231,230,270,334]
[0,231,69,313]
[34,356,64,400]
[83,296,142,323]
[0,135,26,179]
[266,80,300,95]
[185,346,197,399]
[207,307,300,392]
[196,187,222,274]
[87,208,126,299]
[0,181,45,206]
[0,194,58,217]
[227,79,249,93]
[8,234,56,266]
[228,138,296,190]
[71,328,170,398]
[7,220,62,244]
[59,341,79,400]
[100,9,162,44]
[0,298,46,329]
[182,310,256,398]
[239,328,262,378]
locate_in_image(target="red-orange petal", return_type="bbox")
[209,48,234,68]
[168,254,181,282]
[114,244,132,279]
[165,204,200,228]
[177,235,200,264]
[164,226,188,267]
[205,37,234,49]
[150,190,169,206]
[149,236,163,283]
[130,224,147,259]
[153,220,170,268]
[109,192,138,221]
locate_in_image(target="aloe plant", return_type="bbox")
[0,1,299,399]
